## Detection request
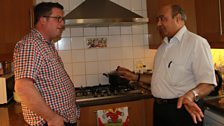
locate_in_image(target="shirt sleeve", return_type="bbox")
[14,41,43,81]
[192,38,217,86]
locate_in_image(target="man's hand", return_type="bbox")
[177,94,204,124]
[116,66,137,81]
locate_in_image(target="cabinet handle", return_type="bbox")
[218,0,223,35]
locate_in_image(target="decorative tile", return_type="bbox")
[86,37,107,48]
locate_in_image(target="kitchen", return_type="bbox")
[1,0,224,126]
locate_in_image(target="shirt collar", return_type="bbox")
[32,28,52,44]
[163,25,187,44]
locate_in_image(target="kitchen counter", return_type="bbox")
[204,95,224,116]
[0,84,152,126]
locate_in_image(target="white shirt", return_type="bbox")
[151,26,217,99]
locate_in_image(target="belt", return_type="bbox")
[154,97,178,104]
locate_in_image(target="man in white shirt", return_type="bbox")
[117,4,216,126]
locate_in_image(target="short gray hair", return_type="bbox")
[171,4,187,21]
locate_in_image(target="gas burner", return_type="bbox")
[75,83,141,99]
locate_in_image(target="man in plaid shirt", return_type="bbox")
[13,2,77,126]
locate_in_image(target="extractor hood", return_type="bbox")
[64,0,149,27]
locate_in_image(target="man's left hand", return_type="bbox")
[177,95,204,124]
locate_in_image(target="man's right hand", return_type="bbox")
[116,66,137,81]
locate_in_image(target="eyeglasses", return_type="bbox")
[43,16,65,23]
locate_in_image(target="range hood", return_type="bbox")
[64,0,149,27]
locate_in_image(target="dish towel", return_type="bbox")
[97,106,129,126]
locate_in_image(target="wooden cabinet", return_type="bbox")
[195,0,224,48]
[146,0,197,49]
[77,98,154,126]
[0,0,34,61]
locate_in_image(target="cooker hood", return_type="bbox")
[64,0,149,27]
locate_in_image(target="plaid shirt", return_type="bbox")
[13,29,76,126]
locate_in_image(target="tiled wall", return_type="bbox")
[36,0,156,87]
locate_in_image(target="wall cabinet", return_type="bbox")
[195,0,224,48]
[77,98,154,126]
[146,0,197,49]
[0,0,34,61]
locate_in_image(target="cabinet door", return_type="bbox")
[0,0,34,61]
[78,99,153,126]
[195,0,224,48]
[147,0,196,49]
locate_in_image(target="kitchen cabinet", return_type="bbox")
[77,98,154,126]
[0,0,35,61]
[146,0,197,49]
[195,0,224,48]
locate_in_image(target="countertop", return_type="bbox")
[0,84,152,126]
[204,95,224,116]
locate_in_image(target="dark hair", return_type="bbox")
[171,4,187,21]
[34,2,64,25]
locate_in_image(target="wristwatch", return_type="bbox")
[192,89,200,102]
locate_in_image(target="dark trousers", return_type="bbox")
[153,98,204,126]
[43,122,76,126]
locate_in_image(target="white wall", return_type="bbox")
[36,0,156,87]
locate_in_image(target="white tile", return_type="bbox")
[122,59,134,70]
[144,58,154,69]
[71,27,83,37]
[56,0,70,11]
[85,62,98,74]
[142,10,148,17]
[107,35,121,47]
[63,63,73,76]
[121,26,132,35]
[84,27,96,36]
[71,37,84,49]
[54,42,58,50]
[86,74,99,86]
[131,0,142,11]
[96,27,109,36]
[142,0,147,10]
[72,62,85,75]
[119,0,131,10]
[109,26,120,35]
[133,47,145,58]
[144,47,151,58]
[143,24,149,34]
[72,50,85,62]
[58,50,72,63]
[58,38,71,50]
[122,47,133,59]
[97,48,110,60]
[98,61,110,73]
[121,35,132,47]
[133,34,144,46]
[72,75,86,87]
[61,27,70,37]
[69,0,84,10]
[110,60,122,70]
[85,49,97,61]
[110,48,123,60]
[143,34,149,46]
[132,25,144,34]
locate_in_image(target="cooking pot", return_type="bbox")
[208,70,223,96]
[103,71,130,85]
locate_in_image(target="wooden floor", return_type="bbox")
[0,100,28,126]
